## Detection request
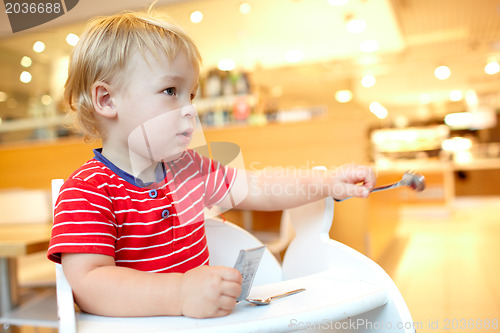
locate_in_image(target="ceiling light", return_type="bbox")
[41,94,52,106]
[20,71,32,83]
[346,19,366,34]
[361,74,376,87]
[66,33,79,46]
[0,91,7,102]
[328,0,350,6]
[434,65,451,80]
[20,56,32,67]
[444,113,473,129]
[33,41,45,53]
[360,40,378,53]
[335,90,352,103]
[239,3,251,14]
[441,137,472,151]
[449,90,463,102]
[190,11,203,23]
[285,49,304,63]
[484,61,500,75]
[369,102,388,119]
[217,58,235,71]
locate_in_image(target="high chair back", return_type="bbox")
[282,197,415,332]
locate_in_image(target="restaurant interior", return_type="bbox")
[1,0,499,332]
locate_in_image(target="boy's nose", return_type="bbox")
[180,104,197,118]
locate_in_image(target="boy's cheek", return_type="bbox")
[128,114,178,160]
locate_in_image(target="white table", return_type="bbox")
[74,269,387,332]
[0,224,57,330]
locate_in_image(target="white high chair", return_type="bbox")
[52,179,415,333]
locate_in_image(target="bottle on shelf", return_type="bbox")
[204,69,222,98]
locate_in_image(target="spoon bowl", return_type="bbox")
[404,170,426,192]
[245,288,306,306]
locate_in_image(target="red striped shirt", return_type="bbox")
[48,149,236,273]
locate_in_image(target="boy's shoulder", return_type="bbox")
[66,158,115,186]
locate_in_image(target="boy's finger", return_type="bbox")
[347,167,376,189]
[363,168,377,189]
[221,280,241,298]
[219,267,243,283]
[344,184,370,198]
[219,294,238,311]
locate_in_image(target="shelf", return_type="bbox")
[194,94,256,115]
[0,116,65,134]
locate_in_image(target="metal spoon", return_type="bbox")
[371,170,426,193]
[245,288,306,306]
[335,170,425,202]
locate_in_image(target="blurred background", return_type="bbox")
[0,0,499,332]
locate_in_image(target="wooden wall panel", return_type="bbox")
[0,138,99,189]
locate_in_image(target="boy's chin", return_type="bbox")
[161,150,185,162]
[128,148,186,172]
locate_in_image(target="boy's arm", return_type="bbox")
[227,163,375,211]
[62,253,242,318]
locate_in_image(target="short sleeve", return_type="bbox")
[47,179,118,263]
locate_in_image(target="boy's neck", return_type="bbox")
[100,143,159,185]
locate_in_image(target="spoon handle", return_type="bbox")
[334,180,401,202]
[269,288,306,301]
[370,181,401,193]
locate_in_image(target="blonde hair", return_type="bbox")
[64,11,202,140]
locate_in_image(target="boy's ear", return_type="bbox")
[92,82,117,119]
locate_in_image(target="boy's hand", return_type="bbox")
[179,265,242,318]
[329,164,376,200]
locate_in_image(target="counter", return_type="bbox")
[453,157,500,196]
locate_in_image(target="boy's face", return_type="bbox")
[113,49,200,165]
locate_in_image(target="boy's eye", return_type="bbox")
[164,87,176,96]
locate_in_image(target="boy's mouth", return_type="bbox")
[178,129,193,137]
[177,129,193,143]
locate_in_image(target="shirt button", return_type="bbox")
[149,189,158,198]
[162,209,170,218]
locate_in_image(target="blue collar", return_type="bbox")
[93,148,167,188]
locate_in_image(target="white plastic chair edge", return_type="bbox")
[282,197,415,333]
[52,179,77,333]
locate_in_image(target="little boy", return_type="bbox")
[47,11,375,319]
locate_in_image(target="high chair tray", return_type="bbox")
[75,269,387,333]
